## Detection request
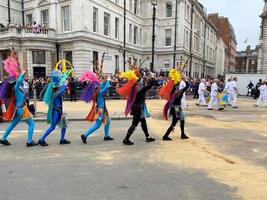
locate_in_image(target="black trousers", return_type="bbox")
[164,111,185,138]
[70,90,76,101]
[125,111,149,140]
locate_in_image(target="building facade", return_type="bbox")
[236,46,258,74]
[0,0,226,79]
[208,13,237,74]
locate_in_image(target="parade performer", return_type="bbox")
[0,49,37,147]
[160,69,189,140]
[38,69,72,146]
[208,79,224,111]
[228,77,239,108]
[196,79,207,106]
[80,71,113,143]
[255,80,267,107]
[117,69,157,145]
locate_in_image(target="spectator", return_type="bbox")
[69,77,78,102]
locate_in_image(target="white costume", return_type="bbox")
[225,81,231,105]
[256,85,267,106]
[229,80,238,108]
[179,80,187,109]
[198,82,207,105]
[208,82,221,110]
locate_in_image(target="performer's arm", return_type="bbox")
[54,85,67,98]
[98,80,110,96]
[15,71,26,92]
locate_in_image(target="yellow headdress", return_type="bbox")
[120,70,138,81]
[169,69,181,84]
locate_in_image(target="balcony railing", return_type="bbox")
[0,26,56,40]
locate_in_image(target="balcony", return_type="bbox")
[0,26,56,41]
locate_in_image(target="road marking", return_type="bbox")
[0,130,43,134]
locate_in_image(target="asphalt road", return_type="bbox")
[0,121,239,200]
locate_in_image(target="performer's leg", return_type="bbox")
[1,116,21,145]
[256,94,262,106]
[123,114,140,145]
[84,120,102,138]
[163,115,179,140]
[59,128,71,144]
[103,119,113,141]
[232,93,237,108]
[208,96,214,109]
[140,118,155,142]
[180,120,189,139]
[24,118,34,143]
[39,111,60,142]
[1,108,23,145]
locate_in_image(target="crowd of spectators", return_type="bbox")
[0,21,48,33]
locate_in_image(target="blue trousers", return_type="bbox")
[84,119,110,138]
[2,108,34,143]
[40,111,66,142]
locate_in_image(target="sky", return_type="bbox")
[199,0,264,51]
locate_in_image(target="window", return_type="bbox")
[32,51,46,64]
[64,51,72,64]
[115,55,119,72]
[139,28,143,45]
[129,0,132,11]
[115,17,119,39]
[134,26,138,44]
[41,9,49,26]
[93,7,98,33]
[26,14,32,25]
[134,0,138,14]
[104,12,110,36]
[93,51,98,72]
[166,3,172,17]
[129,24,132,43]
[165,29,172,46]
[62,6,70,32]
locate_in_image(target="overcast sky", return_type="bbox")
[199,0,264,51]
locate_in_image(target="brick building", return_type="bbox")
[208,13,237,73]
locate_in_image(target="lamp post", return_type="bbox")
[173,0,178,68]
[123,0,126,71]
[151,0,158,72]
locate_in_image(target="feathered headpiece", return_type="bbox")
[79,71,100,103]
[2,57,20,78]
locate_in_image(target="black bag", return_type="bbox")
[28,104,35,115]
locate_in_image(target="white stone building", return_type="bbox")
[0,0,224,79]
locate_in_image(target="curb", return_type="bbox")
[0,116,132,123]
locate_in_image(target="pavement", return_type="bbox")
[1,96,267,200]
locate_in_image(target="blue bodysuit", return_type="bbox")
[83,81,111,138]
[2,73,35,143]
[39,85,67,142]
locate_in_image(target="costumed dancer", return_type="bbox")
[255,80,267,107]
[80,71,113,143]
[208,79,224,111]
[196,79,207,106]
[160,69,189,140]
[117,69,157,145]
[0,49,37,147]
[225,78,232,106]
[228,77,238,109]
[38,69,72,146]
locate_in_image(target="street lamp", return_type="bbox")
[151,0,158,72]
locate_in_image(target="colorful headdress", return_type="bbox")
[79,71,100,103]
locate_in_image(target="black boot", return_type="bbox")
[163,136,172,141]
[59,139,71,145]
[0,139,11,146]
[163,126,174,141]
[123,139,134,145]
[104,136,114,141]
[38,140,49,146]
[146,136,155,143]
[26,141,38,147]
[81,135,87,144]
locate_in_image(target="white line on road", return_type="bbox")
[0,130,43,134]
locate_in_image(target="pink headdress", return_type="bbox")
[3,57,20,78]
[79,70,99,83]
